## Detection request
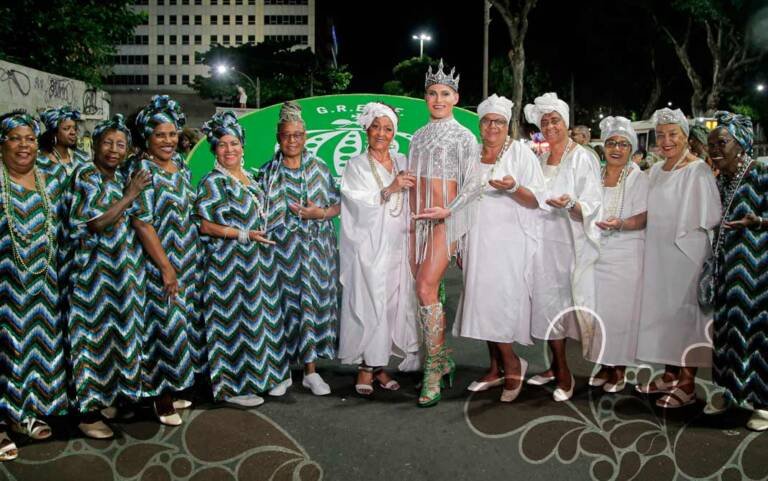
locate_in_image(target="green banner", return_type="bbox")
[187,94,480,185]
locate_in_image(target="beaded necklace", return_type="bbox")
[264,152,309,233]
[479,136,512,197]
[215,161,267,228]
[0,164,55,275]
[367,149,403,217]
[541,139,575,179]
[713,155,753,262]
[601,163,631,219]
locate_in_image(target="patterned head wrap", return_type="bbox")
[39,106,82,132]
[477,94,513,124]
[92,114,132,146]
[599,116,638,153]
[713,110,753,156]
[201,110,245,152]
[651,108,689,137]
[524,92,570,128]
[688,125,708,146]
[278,101,304,126]
[357,102,399,134]
[135,95,186,147]
[0,110,41,144]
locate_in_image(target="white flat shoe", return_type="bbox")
[153,403,182,427]
[173,399,192,410]
[302,373,331,396]
[703,395,732,415]
[467,377,504,392]
[268,378,293,397]
[589,376,609,388]
[747,409,768,432]
[500,359,528,403]
[526,374,555,386]
[225,395,265,408]
[553,375,575,402]
[78,420,114,439]
[603,378,626,393]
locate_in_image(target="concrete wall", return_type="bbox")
[0,59,110,132]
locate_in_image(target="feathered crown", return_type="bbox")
[425,59,459,91]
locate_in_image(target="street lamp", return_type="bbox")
[214,63,260,109]
[412,33,432,58]
[757,83,765,92]
[667,101,673,107]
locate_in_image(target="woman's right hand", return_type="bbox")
[160,265,179,300]
[125,169,151,199]
[387,170,416,192]
[248,230,276,245]
[412,207,451,220]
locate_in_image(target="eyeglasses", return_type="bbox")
[5,135,37,145]
[604,139,632,150]
[480,118,508,128]
[279,132,305,141]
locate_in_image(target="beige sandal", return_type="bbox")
[0,431,18,462]
[11,418,52,440]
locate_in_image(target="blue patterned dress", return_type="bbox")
[196,170,289,399]
[259,152,340,364]
[67,163,146,412]
[713,160,768,408]
[0,166,68,423]
[129,154,198,395]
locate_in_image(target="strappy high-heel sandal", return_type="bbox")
[355,365,374,396]
[373,368,400,391]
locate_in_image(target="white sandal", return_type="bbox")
[11,418,52,440]
[0,431,18,462]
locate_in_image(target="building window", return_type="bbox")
[169,15,177,25]
[222,35,231,45]
[169,0,177,5]
[157,55,165,64]
[157,75,165,85]
[235,15,243,25]
[236,0,243,4]
[264,0,308,4]
[223,0,230,4]
[195,53,203,64]
[157,15,164,25]
[182,15,189,25]
[182,74,190,85]
[210,34,217,44]
[138,12,149,25]
[170,55,177,65]
[210,15,217,25]
[248,15,255,25]
[247,34,255,44]
[211,0,217,4]
[123,34,150,45]
[264,15,309,25]
[235,35,243,45]
[248,0,255,4]
[182,0,189,4]
[134,0,149,4]
[265,34,309,45]
[169,35,177,45]
[223,15,230,25]
[104,75,149,86]
[182,34,189,45]
[194,15,202,25]
[194,34,202,45]
[195,0,201,4]
[170,75,177,85]
[182,55,190,65]
[157,35,164,45]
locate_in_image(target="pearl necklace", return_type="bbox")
[215,161,267,228]
[541,139,575,178]
[0,164,56,275]
[367,149,404,217]
[601,164,631,219]
[479,136,513,197]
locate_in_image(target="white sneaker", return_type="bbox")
[225,395,265,407]
[302,373,331,396]
[268,378,293,397]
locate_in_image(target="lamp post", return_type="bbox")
[412,33,431,58]
[757,83,765,93]
[214,64,260,109]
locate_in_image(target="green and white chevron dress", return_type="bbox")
[0,166,68,423]
[196,170,289,399]
[67,163,147,412]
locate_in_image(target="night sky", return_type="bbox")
[316,0,768,123]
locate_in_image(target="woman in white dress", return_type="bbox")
[588,117,649,393]
[415,94,546,402]
[522,93,603,402]
[338,102,420,395]
[635,108,721,408]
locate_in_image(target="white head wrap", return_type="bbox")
[651,107,689,136]
[523,92,570,128]
[599,116,638,153]
[357,102,398,134]
[477,94,513,124]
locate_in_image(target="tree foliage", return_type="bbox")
[387,56,435,98]
[191,42,352,107]
[0,0,145,86]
